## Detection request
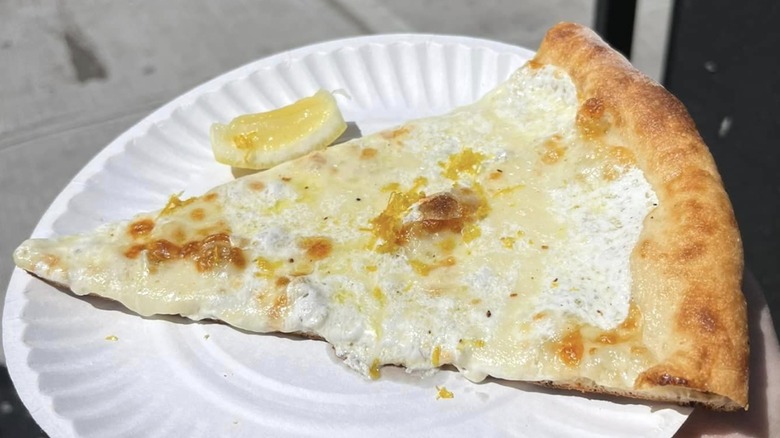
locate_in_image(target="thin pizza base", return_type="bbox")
[13,23,748,410]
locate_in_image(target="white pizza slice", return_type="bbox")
[13,23,748,410]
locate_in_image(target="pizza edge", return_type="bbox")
[534,22,748,410]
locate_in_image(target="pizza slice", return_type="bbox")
[13,23,748,410]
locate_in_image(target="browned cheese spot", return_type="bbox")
[620,302,642,331]
[249,181,266,191]
[592,302,644,350]
[124,232,246,272]
[371,177,482,253]
[420,192,461,220]
[275,276,291,288]
[128,218,155,239]
[396,188,489,246]
[360,148,378,159]
[601,146,637,181]
[146,239,180,264]
[489,169,503,180]
[188,233,246,272]
[576,97,610,140]
[124,244,146,259]
[298,236,333,261]
[41,254,60,269]
[230,248,247,269]
[269,293,289,321]
[380,126,411,142]
[597,333,617,344]
[541,135,566,164]
[190,208,206,222]
[204,193,219,202]
[557,329,584,367]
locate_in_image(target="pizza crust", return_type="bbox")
[533,22,748,410]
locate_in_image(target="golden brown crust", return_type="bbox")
[533,22,748,410]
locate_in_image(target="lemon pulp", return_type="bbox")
[210,89,347,170]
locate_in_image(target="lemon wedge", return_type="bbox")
[210,89,347,170]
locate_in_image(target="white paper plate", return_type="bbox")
[3,34,691,437]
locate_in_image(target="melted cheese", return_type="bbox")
[14,63,658,392]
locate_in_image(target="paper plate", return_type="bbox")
[3,34,690,437]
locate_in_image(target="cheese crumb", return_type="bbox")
[436,386,454,399]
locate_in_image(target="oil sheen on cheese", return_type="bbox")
[14,63,658,392]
